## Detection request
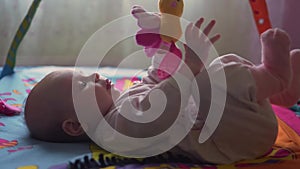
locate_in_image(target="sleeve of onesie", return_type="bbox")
[116,66,194,138]
[95,64,197,154]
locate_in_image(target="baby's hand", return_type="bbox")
[184,18,220,76]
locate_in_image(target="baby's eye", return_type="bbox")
[79,81,87,87]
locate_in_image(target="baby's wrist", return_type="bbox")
[177,62,196,81]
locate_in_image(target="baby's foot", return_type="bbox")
[261,28,292,90]
[288,49,300,103]
[270,49,300,106]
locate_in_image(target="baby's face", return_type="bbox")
[40,70,121,118]
[71,70,121,116]
[25,69,120,141]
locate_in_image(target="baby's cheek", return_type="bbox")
[112,88,121,99]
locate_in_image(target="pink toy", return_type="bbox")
[132,0,184,79]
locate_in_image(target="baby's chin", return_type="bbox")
[111,87,121,100]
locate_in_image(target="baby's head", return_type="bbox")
[24,69,120,142]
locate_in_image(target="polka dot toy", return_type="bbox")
[249,0,272,35]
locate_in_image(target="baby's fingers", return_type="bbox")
[185,22,194,43]
[195,18,204,29]
[203,20,216,36]
[209,34,221,44]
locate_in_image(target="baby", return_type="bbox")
[25,18,300,164]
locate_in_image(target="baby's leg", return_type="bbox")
[250,29,291,102]
[269,49,300,107]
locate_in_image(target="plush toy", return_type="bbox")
[159,0,184,43]
[132,0,184,79]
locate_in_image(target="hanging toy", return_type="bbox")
[0,0,42,79]
[132,0,184,79]
[159,0,184,43]
[249,0,272,35]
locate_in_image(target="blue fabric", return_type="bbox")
[0,64,14,79]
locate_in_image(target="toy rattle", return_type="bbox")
[132,0,184,79]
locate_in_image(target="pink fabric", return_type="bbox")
[156,42,182,79]
[136,29,161,49]
[0,98,21,116]
[272,104,300,135]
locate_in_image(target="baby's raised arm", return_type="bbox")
[95,18,221,154]
[183,18,220,76]
[112,19,221,136]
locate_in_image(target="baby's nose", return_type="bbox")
[91,73,100,82]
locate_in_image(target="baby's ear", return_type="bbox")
[62,119,85,136]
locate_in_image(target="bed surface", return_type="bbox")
[1,66,300,169]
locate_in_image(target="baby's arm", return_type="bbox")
[97,73,193,153]
[106,18,220,138]
[183,18,220,76]
[96,19,221,153]
[143,18,220,84]
[114,72,192,138]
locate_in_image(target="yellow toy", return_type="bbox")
[159,0,184,43]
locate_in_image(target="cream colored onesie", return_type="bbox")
[98,54,278,164]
